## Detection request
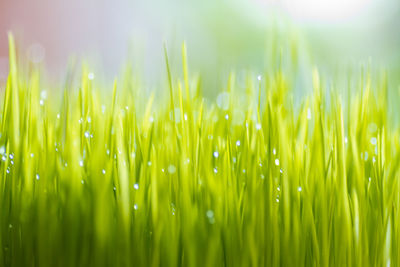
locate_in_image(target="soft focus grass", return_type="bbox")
[1,34,400,267]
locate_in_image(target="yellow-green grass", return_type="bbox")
[0,34,399,266]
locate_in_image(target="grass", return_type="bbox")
[1,33,400,267]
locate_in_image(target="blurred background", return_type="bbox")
[0,0,399,93]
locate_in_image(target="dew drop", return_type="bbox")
[307,108,312,120]
[88,72,94,80]
[213,151,219,158]
[206,210,214,218]
[236,140,241,146]
[40,90,47,100]
[256,123,262,130]
[79,160,84,167]
[168,165,176,174]
[275,159,280,166]
[298,186,302,192]
[134,183,139,190]
[370,137,377,146]
[134,204,138,210]
[102,169,106,175]
[216,92,230,110]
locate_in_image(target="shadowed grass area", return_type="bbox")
[0,34,400,267]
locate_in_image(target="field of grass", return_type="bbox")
[0,34,400,266]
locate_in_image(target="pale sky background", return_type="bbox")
[0,0,399,90]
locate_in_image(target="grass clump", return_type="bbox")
[0,34,400,267]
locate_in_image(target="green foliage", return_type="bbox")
[0,34,399,267]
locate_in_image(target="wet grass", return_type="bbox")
[0,34,400,266]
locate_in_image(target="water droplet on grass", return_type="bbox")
[236,140,241,146]
[36,174,40,180]
[102,169,106,175]
[307,108,312,120]
[298,186,302,192]
[134,204,138,210]
[216,92,230,110]
[370,137,377,145]
[40,90,47,100]
[79,160,84,167]
[168,165,176,174]
[134,183,139,190]
[213,151,219,158]
[84,131,90,138]
[213,167,218,173]
[256,123,262,130]
[275,159,280,166]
